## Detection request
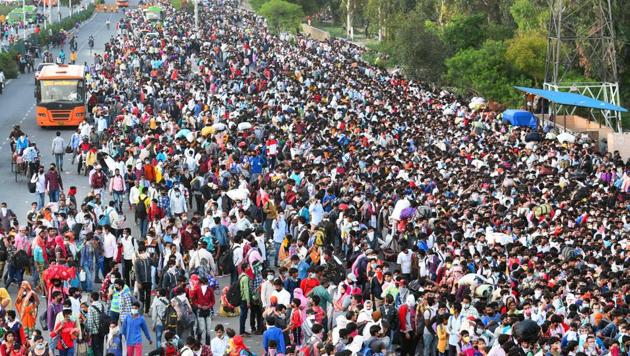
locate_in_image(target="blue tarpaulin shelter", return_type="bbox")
[502,109,538,129]
[514,86,628,112]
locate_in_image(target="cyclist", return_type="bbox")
[88,35,94,51]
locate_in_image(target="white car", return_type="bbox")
[34,62,54,79]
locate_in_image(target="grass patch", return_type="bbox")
[310,20,346,39]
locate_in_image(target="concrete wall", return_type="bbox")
[537,115,614,143]
[607,133,630,160]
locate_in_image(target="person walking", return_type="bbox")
[191,276,215,345]
[238,262,252,336]
[31,166,46,210]
[133,246,152,314]
[44,163,63,203]
[109,169,126,213]
[51,132,66,172]
[86,292,107,356]
[121,302,152,356]
[51,309,79,356]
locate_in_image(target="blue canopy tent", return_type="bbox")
[502,109,538,129]
[514,86,628,112]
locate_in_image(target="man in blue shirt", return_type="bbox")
[121,302,152,356]
[263,316,286,355]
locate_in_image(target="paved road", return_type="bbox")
[0,2,267,353]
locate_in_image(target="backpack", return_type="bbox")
[92,304,111,335]
[12,250,29,269]
[225,277,243,308]
[174,297,195,328]
[162,305,179,331]
[98,208,112,226]
[135,196,148,219]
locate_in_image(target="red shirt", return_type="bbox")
[300,278,320,297]
[191,286,216,309]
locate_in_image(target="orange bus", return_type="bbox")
[116,0,129,7]
[34,64,87,127]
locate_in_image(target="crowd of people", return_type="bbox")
[0,0,629,355]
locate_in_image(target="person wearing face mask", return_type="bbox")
[31,167,47,211]
[109,279,133,324]
[121,302,152,356]
[261,271,276,309]
[27,335,49,356]
[271,279,291,310]
[169,188,188,216]
[398,294,417,356]
[191,277,215,345]
[300,267,320,296]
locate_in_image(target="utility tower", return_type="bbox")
[544,0,622,132]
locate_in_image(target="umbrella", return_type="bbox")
[212,123,227,131]
[339,203,349,211]
[557,132,576,144]
[399,207,416,220]
[237,122,252,131]
[226,188,249,201]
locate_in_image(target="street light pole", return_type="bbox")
[194,0,198,32]
[22,0,26,39]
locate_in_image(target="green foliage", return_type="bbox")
[445,40,531,104]
[392,17,446,82]
[363,40,397,68]
[442,13,486,54]
[509,0,548,33]
[0,50,19,79]
[249,0,268,11]
[171,0,193,12]
[288,0,328,15]
[258,0,304,33]
[505,30,547,85]
[0,4,18,17]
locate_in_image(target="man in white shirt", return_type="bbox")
[120,228,136,286]
[102,225,118,274]
[396,245,413,282]
[309,199,324,229]
[210,325,229,356]
[235,209,253,232]
[188,241,217,274]
[270,279,291,307]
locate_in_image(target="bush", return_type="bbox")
[0,50,19,79]
[258,0,303,33]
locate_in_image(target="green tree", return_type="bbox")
[442,13,487,54]
[392,16,447,83]
[509,0,547,32]
[258,0,304,33]
[506,30,547,85]
[445,40,530,103]
[288,0,328,15]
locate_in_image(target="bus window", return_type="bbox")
[39,80,84,103]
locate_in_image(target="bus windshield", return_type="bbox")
[39,79,85,104]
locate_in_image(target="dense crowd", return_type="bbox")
[1,0,630,355]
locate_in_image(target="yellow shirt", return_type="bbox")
[0,288,12,310]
